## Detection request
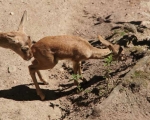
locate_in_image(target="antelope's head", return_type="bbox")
[5,11,33,60]
[98,35,126,61]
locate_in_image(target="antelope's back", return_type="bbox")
[32,35,93,60]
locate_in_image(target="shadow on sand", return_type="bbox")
[0,75,105,101]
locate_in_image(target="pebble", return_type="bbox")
[8,66,16,73]
[10,12,14,15]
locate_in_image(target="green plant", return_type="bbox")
[104,54,113,79]
[84,89,92,94]
[120,31,125,36]
[99,90,105,96]
[69,74,83,92]
[113,29,127,37]
[134,71,140,77]
[104,54,113,66]
[69,74,81,82]
[77,84,83,92]
[104,54,113,91]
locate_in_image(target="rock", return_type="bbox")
[8,66,17,73]
[59,68,64,72]
[147,97,150,103]
[13,80,17,84]
[91,106,101,117]
[59,86,63,90]
[10,12,14,15]
[141,21,150,28]
[124,23,137,33]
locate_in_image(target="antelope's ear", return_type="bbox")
[27,36,33,47]
[6,33,19,44]
[18,10,27,32]
[98,35,113,47]
[98,35,117,53]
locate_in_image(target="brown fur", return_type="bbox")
[28,35,125,100]
[0,11,33,60]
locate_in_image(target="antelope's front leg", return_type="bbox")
[28,65,45,100]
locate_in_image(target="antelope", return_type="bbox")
[0,10,32,61]
[28,35,126,100]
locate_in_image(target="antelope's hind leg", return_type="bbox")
[73,61,87,85]
[37,70,49,85]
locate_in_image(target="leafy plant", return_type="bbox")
[104,54,113,66]
[104,54,113,79]
[104,54,113,91]
[77,84,83,92]
[113,29,128,38]
[69,74,81,82]
[120,31,125,36]
[69,74,83,92]
[84,89,92,94]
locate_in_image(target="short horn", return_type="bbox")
[18,10,27,32]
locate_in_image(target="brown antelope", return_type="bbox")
[0,10,32,61]
[28,35,125,100]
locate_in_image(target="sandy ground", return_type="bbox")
[1,0,150,120]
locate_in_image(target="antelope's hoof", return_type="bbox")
[40,94,45,101]
[37,92,45,100]
[41,79,49,85]
[43,81,49,85]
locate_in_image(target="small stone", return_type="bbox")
[141,21,150,28]
[59,68,64,72]
[59,86,63,90]
[91,106,101,117]
[10,12,14,15]
[8,66,16,73]
[101,1,105,4]
[13,80,17,84]
[147,97,150,103]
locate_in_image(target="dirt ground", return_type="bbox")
[1,0,150,120]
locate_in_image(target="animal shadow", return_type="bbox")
[0,75,105,101]
[0,84,61,101]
